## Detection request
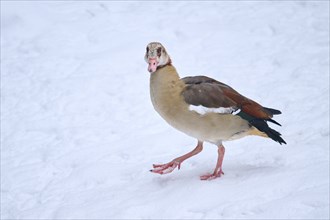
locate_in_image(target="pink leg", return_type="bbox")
[150,141,203,175]
[200,145,225,180]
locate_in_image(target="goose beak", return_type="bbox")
[148,58,158,73]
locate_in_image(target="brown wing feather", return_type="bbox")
[220,86,272,119]
[182,76,237,109]
[181,76,273,119]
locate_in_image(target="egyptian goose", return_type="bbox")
[145,42,286,180]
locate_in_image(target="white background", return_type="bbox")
[1,1,329,219]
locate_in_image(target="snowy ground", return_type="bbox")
[1,1,329,219]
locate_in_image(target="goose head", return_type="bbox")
[144,42,171,73]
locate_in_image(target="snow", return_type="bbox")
[1,1,329,219]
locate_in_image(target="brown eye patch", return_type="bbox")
[157,47,162,57]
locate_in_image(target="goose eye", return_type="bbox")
[157,47,162,57]
[146,47,149,53]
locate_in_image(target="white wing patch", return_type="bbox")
[189,105,240,115]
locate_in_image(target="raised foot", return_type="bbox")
[200,170,224,181]
[150,161,181,175]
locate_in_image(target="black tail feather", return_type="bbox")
[250,119,286,145]
[266,118,282,126]
[237,111,286,145]
[263,107,282,115]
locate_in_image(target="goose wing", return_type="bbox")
[181,76,275,119]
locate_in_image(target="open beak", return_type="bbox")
[148,58,158,73]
